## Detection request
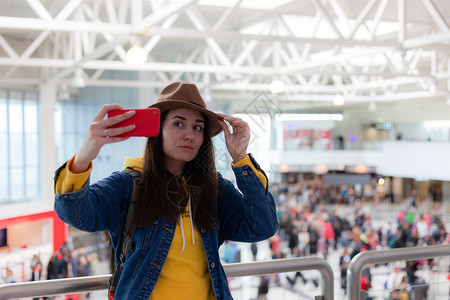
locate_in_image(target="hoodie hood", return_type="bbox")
[123,156,144,172]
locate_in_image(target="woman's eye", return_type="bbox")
[194,125,203,131]
[174,122,183,127]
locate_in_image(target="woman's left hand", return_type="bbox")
[217,113,250,163]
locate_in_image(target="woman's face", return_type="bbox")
[162,108,205,172]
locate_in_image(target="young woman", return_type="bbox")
[54,82,278,299]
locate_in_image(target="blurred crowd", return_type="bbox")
[2,244,99,300]
[256,180,449,300]
[1,179,449,300]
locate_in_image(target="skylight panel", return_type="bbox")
[283,15,339,39]
[240,0,293,10]
[197,0,233,8]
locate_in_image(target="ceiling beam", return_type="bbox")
[0,17,131,34]
[398,0,406,43]
[420,0,448,33]
[280,47,395,73]
[212,0,242,31]
[403,31,450,49]
[134,0,196,35]
[368,0,388,41]
[0,0,449,106]
[0,34,18,58]
[0,17,404,48]
[45,35,130,82]
[311,0,345,40]
[347,0,378,40]
[26,0,53,20]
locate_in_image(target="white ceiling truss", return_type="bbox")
[0,0,449,109]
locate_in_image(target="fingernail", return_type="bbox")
[128,110,136,115]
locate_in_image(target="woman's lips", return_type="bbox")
[179,145,194,150]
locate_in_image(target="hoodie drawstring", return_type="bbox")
[179,214,185,255]
[179,196,195,255]
[189,196,195,250]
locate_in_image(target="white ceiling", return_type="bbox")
[0,0,449,112]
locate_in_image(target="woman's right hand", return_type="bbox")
[71,104,136,173]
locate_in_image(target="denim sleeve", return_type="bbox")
[217,165,278,243]
[54,171,133,237]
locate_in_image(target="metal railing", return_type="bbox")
[0,256,334,300]
[224,256,334,300]
[347,244,450,300]
[0,275,110,300]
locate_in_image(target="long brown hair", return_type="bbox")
[133,111,218,230]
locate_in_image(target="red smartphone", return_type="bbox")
[107,108,161,137]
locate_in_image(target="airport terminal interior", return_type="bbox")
[0,0,449,299]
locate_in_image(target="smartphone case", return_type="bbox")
[107,108,160,137]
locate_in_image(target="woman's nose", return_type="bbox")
[183,128,195,140]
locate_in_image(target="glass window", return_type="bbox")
[25,135,39,166]
[9,90,23,100]
[0,135,7,168]
[9,100,23,134]
[67,134,79,156]
[10,167,24,199]
[0,89,40,203]
[65,103,76,132]
[25,167,39,197]
[9,134,24,168]
[55,101,86,165]
[54,103,62,135]
[0,169,7,201]
[0,99,6,134]
[55,135,64,166]
[24,101,38,134]
[24,91,37,101]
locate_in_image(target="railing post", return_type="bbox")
[360,290,366,300]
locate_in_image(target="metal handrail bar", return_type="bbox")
[347,244,450,300]
[0,275,110,300]
[0,256,334,300]
[224,256,334,299]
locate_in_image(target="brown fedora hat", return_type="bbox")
[149,82,222,136]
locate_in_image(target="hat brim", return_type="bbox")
[149,100,223,137]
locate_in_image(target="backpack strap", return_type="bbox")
[108,167,141,296]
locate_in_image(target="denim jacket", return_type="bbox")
[54,163,278,299]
